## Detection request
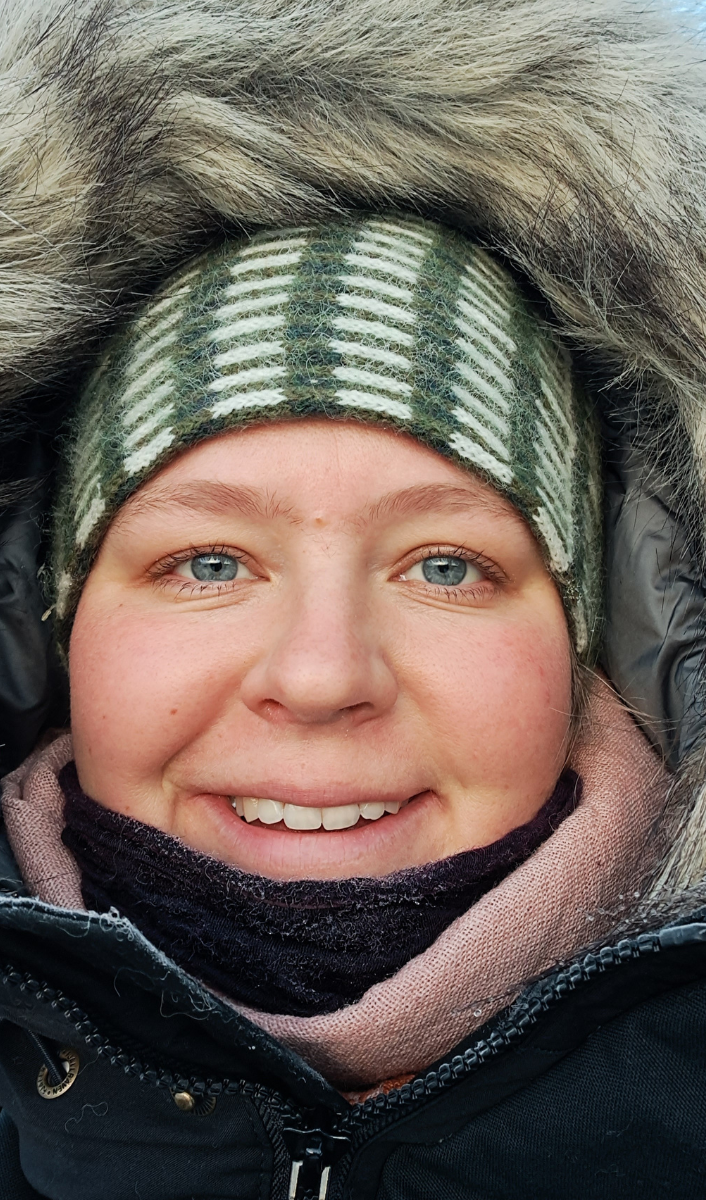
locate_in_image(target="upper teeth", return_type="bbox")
[230,797,403,830]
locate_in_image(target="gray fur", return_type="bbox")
[2,0,706,896]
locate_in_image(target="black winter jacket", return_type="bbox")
[4,2,706,1197]
[1,824,706,1200]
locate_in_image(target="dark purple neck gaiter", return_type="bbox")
[59,764,580,1017]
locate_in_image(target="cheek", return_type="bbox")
[69,596,236,796]
[407,612,572,790]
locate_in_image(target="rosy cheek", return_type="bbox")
[70,602,228,796]
[490,625,571,765]
[417,615,571,788]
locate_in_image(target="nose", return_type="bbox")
[239,576,398,727]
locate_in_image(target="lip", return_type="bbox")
[185,782,427,809]
[188,788,439,879]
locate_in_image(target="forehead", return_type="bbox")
[116,419,525,531]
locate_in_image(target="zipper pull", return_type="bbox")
[283,1124,351,1200]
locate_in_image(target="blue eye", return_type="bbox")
[172,552,257,585]
[403,555,483,586]
[422,556,468,585]
[188,554,240,582]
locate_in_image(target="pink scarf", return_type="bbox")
[1,679,670,1090]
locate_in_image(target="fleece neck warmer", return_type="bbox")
[59,761,579,1018]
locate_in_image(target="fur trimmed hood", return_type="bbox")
[2,0,706,898]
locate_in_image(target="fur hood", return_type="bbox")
[1,0,706,901]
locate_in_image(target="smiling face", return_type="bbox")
[69,419,573,880]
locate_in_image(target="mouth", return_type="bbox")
[230,795,413,831]
[183,787,439,878]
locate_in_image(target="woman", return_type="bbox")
[1,3,706,1198]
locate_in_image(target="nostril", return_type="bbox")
[258,697,376,726]
[259,699,287,721]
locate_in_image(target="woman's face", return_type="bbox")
[70,420,572,880]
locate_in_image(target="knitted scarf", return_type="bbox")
[59,761,580,1017]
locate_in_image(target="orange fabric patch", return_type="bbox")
[343,1072,416,1105]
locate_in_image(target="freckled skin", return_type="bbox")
[69,420,573,880]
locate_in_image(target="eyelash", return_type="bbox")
[149,545,256,596]
[149,543,505,602]
[396,544,504,602]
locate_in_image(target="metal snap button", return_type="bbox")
[36,1048,80,1099]
[173,1090,217,1116]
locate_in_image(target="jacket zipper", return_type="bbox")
[4,923,705,1199]
[281,1125,352,1199]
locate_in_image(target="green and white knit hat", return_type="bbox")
[53,212,603,659]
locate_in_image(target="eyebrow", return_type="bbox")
[118,480,298,524]
[361,482,518,525]
[118,478,518,529]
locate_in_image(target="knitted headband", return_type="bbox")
[52,213,603,660]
